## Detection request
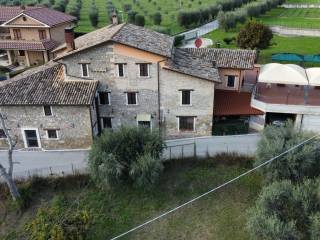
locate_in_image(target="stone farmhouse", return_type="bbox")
[0,6,76,68]
[0,20,257,150]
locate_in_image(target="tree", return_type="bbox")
[88,127,165,189]
[134,14,145,26]
[153,12,162,25]
[127,10,137,24]
[236,20,273,49]
[255,120,320,183]
[247,179,320,240]
[89,2,99,28]
[0,113,20,201]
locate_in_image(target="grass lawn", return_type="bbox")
[1,156,261,240]
[259,8,320,29]
[206,29,320,65]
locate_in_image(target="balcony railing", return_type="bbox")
[253,83,320,106]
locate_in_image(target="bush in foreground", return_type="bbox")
[255,120,320,183]
[88,127,165,189]
[247,179,320,240]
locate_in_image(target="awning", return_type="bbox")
[136,114,151,122]
[214,90,263,116]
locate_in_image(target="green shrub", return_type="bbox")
[247,179,320,240]
[88,127,165,189]
[25,196,91,240]
[153,12,162,25]
[174,35,185,47]
[89,2,99,27]
[134,14,145,26]
[255,120,320,183]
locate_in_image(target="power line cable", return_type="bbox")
[110,133,320,240]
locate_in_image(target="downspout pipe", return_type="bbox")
[157,59,167,130]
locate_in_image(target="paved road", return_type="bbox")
[0,134,261,179]
[0,150,88,179]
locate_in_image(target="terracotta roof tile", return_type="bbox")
[0,62,97,105]
[0,7,76,26]
[184,48,257,69]
[0,39,59,50]
[214,90,263,116]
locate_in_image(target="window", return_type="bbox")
[38,30,46,40]
[101,117,112,129]
[13,29,21,40]
[181,90,191,105]
[117,63,125,77]
[178,116,195,131]
[127,92,137,105]
[43,105,52,116]
[138,121,151,129]
[81,63,89,77]
[139,63,149,77]
[227,75,236,88]
[0,129,6,138]
[47,129,58,139]
[99,92,110,105]
[18,50,25,56]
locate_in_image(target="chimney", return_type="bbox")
[65,27,75,52]
[111,12,118,25]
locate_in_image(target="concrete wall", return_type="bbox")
[0,105,93,150]
[50,23,74,43]
[61,42,215,138]
[301,114,320,133]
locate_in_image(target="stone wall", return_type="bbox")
[61,42,215,138]
[160,69,215,138]
[0,105,93,150]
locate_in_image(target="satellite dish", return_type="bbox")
[195,38,202,48]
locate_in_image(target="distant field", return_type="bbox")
[76,0,220,33]
[259,8,320,29]
[206,29,320,65]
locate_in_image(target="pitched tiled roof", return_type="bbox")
[0,39,59,50]
[214,90,263,116]
[0,6,36,23]
[184,48,257,69]
[0,62,98,105]
[111,24,174,57]
[1,7,76,27]
[163,48,220,82]
[22,7,76,27]
[55,23,174,59]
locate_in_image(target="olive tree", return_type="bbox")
[88,127,165,189]
[247,179,320,240]
[255,120,320,183]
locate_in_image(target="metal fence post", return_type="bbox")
[182,145,184,160]
[169,147,172,161]
[194,142,197,159]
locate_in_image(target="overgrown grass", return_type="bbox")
[206,28,320,65]
[1,154,261,240]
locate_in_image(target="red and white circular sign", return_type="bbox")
[195,38,202,48]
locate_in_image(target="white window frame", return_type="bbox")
[138,63,150,78]
[116,63,125,77]
[226,75,237,89]
[126,92,138,105]
[21,127,42,148]
[180,90,192,106]
[43,105,53,116]
[177,116,196,132]
[46,129,59,140]
[99,92,111,105]
[100,117,112,129]
[81,63,89,78]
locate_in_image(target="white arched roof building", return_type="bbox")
[258,63,309,85]
[306,68,320,86]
